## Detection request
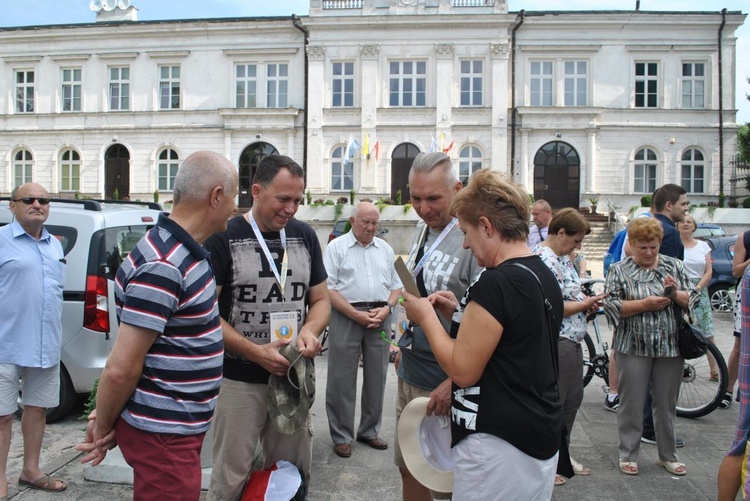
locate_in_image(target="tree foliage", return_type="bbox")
[739,123,750,162]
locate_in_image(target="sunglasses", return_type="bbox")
[12,197,50,205]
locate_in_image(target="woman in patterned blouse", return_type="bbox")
[604,217,694,477]
[534,208,607,486]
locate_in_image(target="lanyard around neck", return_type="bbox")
[412,217,458,277]
[249,212,288,298]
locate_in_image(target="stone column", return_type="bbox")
[490,42,510,174]
[359,44,380,192]
[306,44,327,193]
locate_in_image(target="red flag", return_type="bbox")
[373,140,380,161]
[442,140,454,154]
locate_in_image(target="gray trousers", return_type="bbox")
[558,338,584,447]
[616,351,683,463]
[325,308,390,444]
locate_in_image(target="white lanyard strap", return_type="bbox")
[249,213,288,298]
[412,217,458,277]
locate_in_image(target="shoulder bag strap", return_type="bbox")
[510,262,558,377]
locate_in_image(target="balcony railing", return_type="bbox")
[452,0,495,6]
[323,0,364,9]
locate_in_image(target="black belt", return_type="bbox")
[351,301,389,309]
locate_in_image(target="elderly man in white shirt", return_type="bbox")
[324,201,402,459]
[528,199,552,248]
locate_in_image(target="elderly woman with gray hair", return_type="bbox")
[604,217,694,477]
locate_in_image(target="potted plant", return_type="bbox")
[588,197,599,214]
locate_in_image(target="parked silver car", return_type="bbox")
[0,198,161,422]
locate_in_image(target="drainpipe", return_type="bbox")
[292,15,309,186]
[510,10,525,180]
[718,8,727,206]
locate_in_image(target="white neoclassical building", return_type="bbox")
[0,0,745,210]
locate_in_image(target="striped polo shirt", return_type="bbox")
[115,213,223,436]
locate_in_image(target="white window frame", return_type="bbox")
[109,66,130,111]
[563,60,587,107]
[459,59,483,107]
[389,60,427,107]
[458,145,483,186]
[157,148,180,191]
[681,62,705,110]
[634,61,659,109]
[61,68,82,112]
[330,145,354,192]
[15,69,35,113]
[680,148,705,194]
[236,63,257,108]
[266,63,288,108]
[60,149,81,192]
[13,149,33,187]
[633,147,658,194]
[331,61,354,108]
[530,60,553,107]
[159,65,181,110]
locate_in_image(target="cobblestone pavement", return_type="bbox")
[4,281,742,500]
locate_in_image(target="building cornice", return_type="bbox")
[223,48,300,57]
[2,55,43,64]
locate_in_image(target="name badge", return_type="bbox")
[270,311,298,344]
[394,304,410,349]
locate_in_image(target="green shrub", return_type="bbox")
[640,195,652,207]
[743,197,750,209]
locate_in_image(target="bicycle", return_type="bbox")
[579,278,729,419]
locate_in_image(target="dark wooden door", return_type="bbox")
[390,143,420,204]
[105,144,130,199]
[239,142,278,208]
[533,141,580,209]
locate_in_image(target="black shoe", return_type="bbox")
[604,394,620,412]
[640,431,657,445]
[640,431,685,448]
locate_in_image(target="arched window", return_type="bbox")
[681,148,705,194]
[158,149,179,191]
[13,149,33,188]
[634,147,657,194]
[60,149,80,192]
[458,145,483,186]
[331,145,353,191]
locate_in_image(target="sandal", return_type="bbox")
[719,391,733,409]
[554,474,567,486]
[570,457,590,476]
[619,460,638,476]
[656,459,686,476]
[18,473,67,492]
[709,372,719,382]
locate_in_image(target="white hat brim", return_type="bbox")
[397,396,455,493]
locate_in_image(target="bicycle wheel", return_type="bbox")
[582,332,596,388]
[676,341,729,419]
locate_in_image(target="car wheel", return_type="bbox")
[708,284,734,313]
[16,366,78,423]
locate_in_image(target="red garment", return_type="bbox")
[115,418,205,501]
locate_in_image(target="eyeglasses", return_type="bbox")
[12,197,50,205]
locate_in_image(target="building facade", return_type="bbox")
[0,0,745,210]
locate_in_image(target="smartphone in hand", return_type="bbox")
[663,286,675,297]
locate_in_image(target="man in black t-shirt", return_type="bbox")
[205,155,330,501]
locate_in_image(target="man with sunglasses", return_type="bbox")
[0,183,67,496]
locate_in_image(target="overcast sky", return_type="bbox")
[1,0,747,123]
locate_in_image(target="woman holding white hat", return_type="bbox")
[401,168,565,500]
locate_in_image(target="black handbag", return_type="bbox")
[674,306,709,360]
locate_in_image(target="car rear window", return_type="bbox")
[90,225,152,280]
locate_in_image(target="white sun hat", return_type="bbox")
[397,396,455,494]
